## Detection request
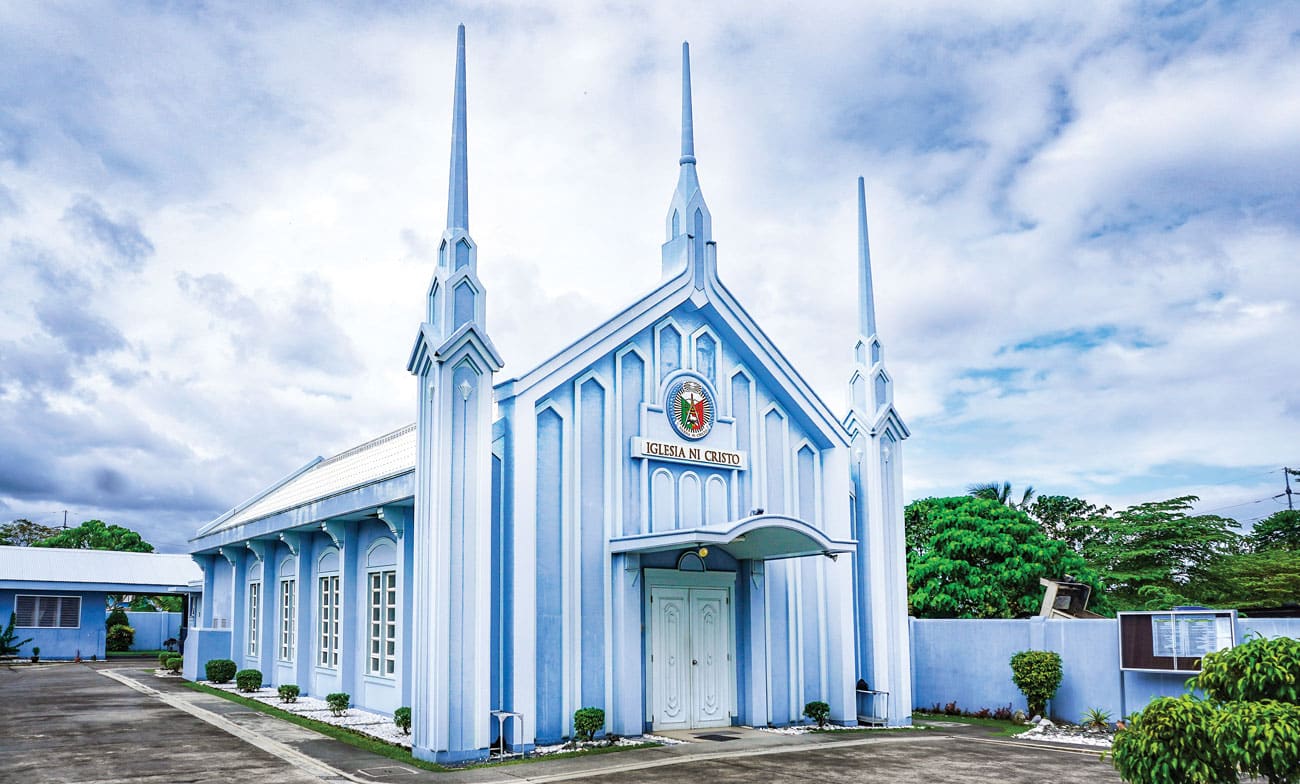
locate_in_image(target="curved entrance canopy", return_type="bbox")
[609,514,855,561]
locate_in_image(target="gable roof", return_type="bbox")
[496,260,851,448]
[0,546,201,592]
[195,424,416,538]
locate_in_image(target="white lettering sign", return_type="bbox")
[630,437,748,471]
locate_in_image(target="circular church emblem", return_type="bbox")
[666,378,714,440]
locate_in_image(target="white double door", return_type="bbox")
[649,585,733,730]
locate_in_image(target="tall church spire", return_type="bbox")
[663,42,713,275]
[680,42,695,165]
[447,23,469,232]
[857,177,877,339]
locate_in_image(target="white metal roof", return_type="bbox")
[199,424,416,536]
[0,546,202,589]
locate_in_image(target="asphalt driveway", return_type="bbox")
[0,662,1122,784]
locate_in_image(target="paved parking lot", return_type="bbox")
[0,663,1122,783]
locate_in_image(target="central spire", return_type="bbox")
[680,42,695,165]
[447,23,469,232]
[663,42,712,255]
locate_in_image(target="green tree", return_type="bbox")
[967,481,1036,510]
[1026,495,1108,553]
[31,519,154,553]
[0,519,60,546]
[1193,548,1300,608]
[1249,509,1300,552]
[905,496,1099,618]
[1078,496,1238,610]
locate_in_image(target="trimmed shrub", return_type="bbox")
[106,624,135,652]
[277,684,300,703]
[1009,650,1062,717]
[803,701,831,728]
[158,652,172,668]
[1210,699,1300,784]
[326,692,350,717]
[205,658,237,684]
[1193,633,1300,704]
[573,707,605,742]
[105,607,129,632]
[235,668,263,692]
[165,656,182,673]
[394,706,412,735]
[1111,696,1233,784]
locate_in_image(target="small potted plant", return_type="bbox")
[30,646,40,663]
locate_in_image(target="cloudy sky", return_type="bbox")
[2,1,1297,553]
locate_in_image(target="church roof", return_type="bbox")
[196,424,416,537]
[0,545,201,592]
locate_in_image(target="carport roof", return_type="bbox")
[0,546,202,593]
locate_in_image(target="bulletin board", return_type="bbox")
[1117,609,1237,673]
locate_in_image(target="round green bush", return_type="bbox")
[573,707,605,742]
[165,656,182,673]
[1112,696,1235,784]
[235,668,263,692]
[158,652,172,668]
[204,658,237,684]
[1210,699,1300,783]
[394,706,412,734]
[1193,634,1300,704]
[277,684,300,703]
[105,624,135,653]
[803,700,831,728]
[326,692,350,717]
[1009,650,1062,717]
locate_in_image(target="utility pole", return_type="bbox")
[1275,468,1296,511]
[62,510,68,529]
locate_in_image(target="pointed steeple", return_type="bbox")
[857,177,877,339]
[680,42,696,166]
[447,23,469,232]
[663,42,713,276]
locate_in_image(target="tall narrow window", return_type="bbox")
[247,581,260,657]
[368,570,398,676]
[318,574,340,668]
[279,579,296,661]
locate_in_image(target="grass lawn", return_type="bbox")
[911,712,1032,738]
[182,681,656,772]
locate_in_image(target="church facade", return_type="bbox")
[185,27,911,764]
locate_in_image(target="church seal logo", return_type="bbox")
[667,378,714,440]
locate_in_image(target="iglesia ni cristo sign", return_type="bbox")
[631,437,749,470]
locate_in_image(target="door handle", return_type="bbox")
[692,659,698,665]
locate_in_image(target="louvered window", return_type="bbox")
[15,595,81,628]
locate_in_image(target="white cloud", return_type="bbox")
[1,1,1297,550]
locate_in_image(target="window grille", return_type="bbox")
[247,582,260,657]
[15,595,81,629]
[279,579,295,661]
[367,570,398,676]
[318,574,340,668]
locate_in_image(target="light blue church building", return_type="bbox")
[186,27,911,763]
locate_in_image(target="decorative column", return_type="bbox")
[408,24,505,764]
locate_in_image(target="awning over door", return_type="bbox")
[609,514,855,561]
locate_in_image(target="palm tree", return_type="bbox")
[968,481,1036,511]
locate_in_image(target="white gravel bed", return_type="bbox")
[757,722,918,735]
[1020,722,1114,748]
[196,680,412,748]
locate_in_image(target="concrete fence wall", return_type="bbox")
[911,617,1300,723]
[124,611,182,652]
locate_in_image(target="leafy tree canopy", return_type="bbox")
[32,519,154,553]
[967,481,1036,510]
[1077,496,1238,610]
[0,519,61,546]
[1026,495,1109,553]
[1248,509,1300,552]
[906,496,1100,619]
[1193,548,1300,608]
